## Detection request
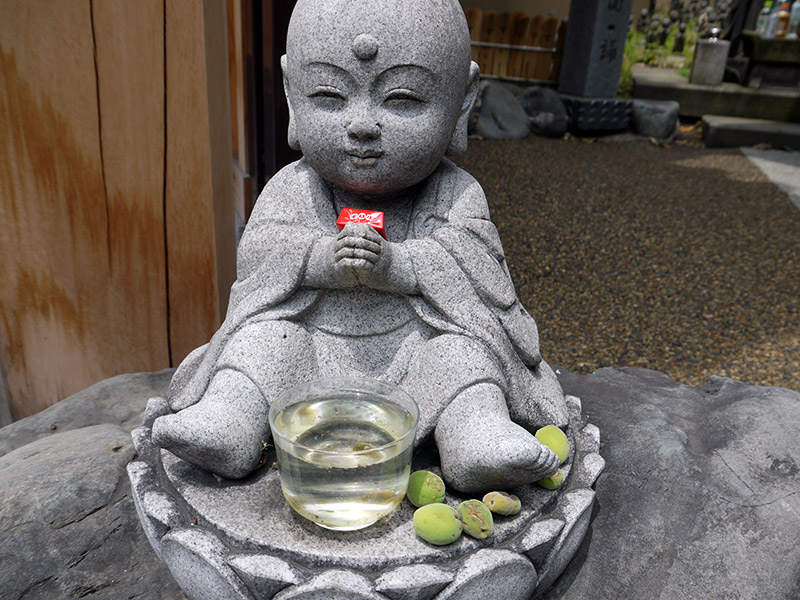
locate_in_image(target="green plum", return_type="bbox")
[536,468,565,490]
[406,470,446,507]
[535,425,570,464]
[413,503,462,545]
[482,491,522,515]
[456,500,494,539]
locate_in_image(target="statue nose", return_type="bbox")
[347,117,380,141]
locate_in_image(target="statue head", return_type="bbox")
[282,0,480,196]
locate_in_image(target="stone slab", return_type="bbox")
[633,65,800,122]
[703,114,800,150]
[0,423,185,599]
[549,366,800,600]
[3,367,799,599]
[0,368,174,458]
[741,146,800,210]
[741,31,800,64]
[631,99,679,140]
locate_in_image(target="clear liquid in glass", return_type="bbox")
[272,396,415,531]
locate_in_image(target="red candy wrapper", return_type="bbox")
[336,208,387,239]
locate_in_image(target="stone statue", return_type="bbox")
[152,0,568,494]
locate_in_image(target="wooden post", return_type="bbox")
[258,0,301,190]
[535,16,560,81]
[228,0,257,222]
[0,362,11,428]
[165,0,237,366]
[465,8,484,66]
[479,10,498,76]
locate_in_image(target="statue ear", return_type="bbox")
[446,61,480,156]
[281,55,301,151]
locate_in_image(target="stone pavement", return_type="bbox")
[742,147,800,211]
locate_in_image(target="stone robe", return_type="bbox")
[167,158,567,441]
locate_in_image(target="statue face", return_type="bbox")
[284,0,473,196]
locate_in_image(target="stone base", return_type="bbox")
[128,396,603,600]
[559,96,632,133]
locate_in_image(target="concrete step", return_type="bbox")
[702,115,800,149]
[633,65,800,123]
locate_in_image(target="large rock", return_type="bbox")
[517,88,568,139]
[0,368,173,457]
[0,424,184,599]
[472,82,531,140]
[551,367,800,600]
[2,368,798,599]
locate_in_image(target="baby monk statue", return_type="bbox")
[153,0,568,493]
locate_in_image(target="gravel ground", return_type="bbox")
[453,136,800,392]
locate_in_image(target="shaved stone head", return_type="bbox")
[282,0,480,193]
[286,0,472,86]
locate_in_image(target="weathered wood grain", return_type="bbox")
[165,0,236,366]
[1,0,236,419]
[0,0,168,418]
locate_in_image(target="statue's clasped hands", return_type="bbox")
[333,222,392,289]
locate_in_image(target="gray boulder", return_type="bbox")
[0,424,184,599]
[631,99,680,140]
[518,88,568,138]
[2,367,798,599]
[472,82,531,139]
[551,366,800,600]
[0,368,174,457]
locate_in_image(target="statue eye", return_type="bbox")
[309,87,346,109]
[384,89,425,111]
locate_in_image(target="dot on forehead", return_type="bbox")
[352,34,379,61]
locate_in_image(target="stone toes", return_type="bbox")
[530,446,559,480]
[150,409,264,480]
[151,414,186,449]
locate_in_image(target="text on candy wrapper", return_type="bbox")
[336,208,387,239]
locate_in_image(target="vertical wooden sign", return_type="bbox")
[535,16,560,81]
[479,10,498,76]
[465,8,484,66]
[524,15,544,80]
[508,13,531,79]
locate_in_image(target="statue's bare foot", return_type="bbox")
[152,369,269,479]
[435,383,559,493]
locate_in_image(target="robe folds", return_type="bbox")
[167,158,567,435]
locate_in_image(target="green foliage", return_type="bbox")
[618,17,699,98]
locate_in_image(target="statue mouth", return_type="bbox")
[346,149,383,167]
[347,149,383,158]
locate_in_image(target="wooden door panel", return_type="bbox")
[0,0,167,418]
[0,0,235,420]
[165,0,236,366]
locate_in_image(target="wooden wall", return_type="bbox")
[460,0,571,21]
[0,0,236,422]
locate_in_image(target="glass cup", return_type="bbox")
[269,377,419,531]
